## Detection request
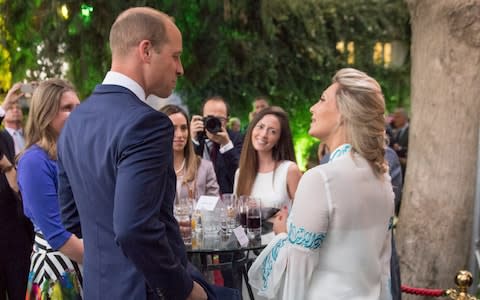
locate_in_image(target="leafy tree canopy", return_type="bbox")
[0,0,410,168]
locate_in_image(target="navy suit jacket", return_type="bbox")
[193,130,243,194]
[58,85,204,299]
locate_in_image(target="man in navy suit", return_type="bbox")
[190,96,243,194]
[57,7,212,300]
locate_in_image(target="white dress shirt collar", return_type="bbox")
[4,127,22,136]
[102,71,146,103]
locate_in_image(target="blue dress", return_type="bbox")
[17,145,82,298]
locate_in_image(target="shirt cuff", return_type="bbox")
[192,138,200,146]
[219,141,233,153]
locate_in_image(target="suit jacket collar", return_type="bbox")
[102,71,146,102]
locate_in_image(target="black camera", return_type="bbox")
[203,116,222,134]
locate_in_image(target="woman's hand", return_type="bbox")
[273,207,288,234]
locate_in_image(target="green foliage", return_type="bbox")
[0,0,410,169]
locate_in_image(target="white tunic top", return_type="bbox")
[248,145,394,300]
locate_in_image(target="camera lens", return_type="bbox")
[204,116,222,134]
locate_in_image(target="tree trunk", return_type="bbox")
[397,1,480,299]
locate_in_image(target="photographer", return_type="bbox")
[190,96,243,195]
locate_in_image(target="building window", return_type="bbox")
[373,42,392,67]
[336,41,355,64]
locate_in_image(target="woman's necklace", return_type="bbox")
[175,159,186,175]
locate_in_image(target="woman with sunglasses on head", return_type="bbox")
[17,79,83,299]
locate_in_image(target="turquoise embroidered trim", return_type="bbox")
[261,237,287,291]
[260,221,327,291]
[329,143,352,162]
[288,222,327,250]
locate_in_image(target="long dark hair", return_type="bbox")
[236,106,296,196]
[159,104,200,184]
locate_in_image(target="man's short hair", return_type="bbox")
[201,95,230,117]
[109,7,171,57]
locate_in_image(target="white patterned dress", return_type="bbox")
[248,144,394,300]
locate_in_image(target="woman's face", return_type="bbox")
[50,91,80,135]
[309,83,341,140]
[251,114,281,153]
[169,112,188,153]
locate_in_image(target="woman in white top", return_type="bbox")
[248,68,395,300]
[234,107,302,220]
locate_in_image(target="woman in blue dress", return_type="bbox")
[17,79,83,299]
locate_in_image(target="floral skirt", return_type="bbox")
[25,233,83,300]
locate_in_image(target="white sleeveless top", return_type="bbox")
[234,160,293,208]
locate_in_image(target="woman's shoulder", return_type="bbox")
[276,160,294,171]
[198,158,216,174]
[18,145,56,176]
[19,145,49,165]
[199,158,214,169]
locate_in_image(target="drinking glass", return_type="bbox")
[237,195,248,229]
[202,209,220,237]
[174,198,192,246]
[246,196,262,240]
[222,194,237,234]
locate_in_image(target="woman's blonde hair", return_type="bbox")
[333,68,388,177]
[22,79,76,160]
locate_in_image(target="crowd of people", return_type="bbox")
[0,6,410,300]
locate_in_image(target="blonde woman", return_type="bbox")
[17,79,83,298]
[248,68,394,299]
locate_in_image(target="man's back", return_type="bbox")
[58,85,192,299]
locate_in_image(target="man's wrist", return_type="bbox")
[219,140,234,153]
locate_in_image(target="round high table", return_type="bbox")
[186,232,267,300]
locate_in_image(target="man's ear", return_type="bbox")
[138,40,153,62]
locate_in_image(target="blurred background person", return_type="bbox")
[190,96,243,194]
[248,96,270,122]
[0,83,33,300]
[317,141,330,165]
[2,84,25,155]
[392,107,409,178]
[234,106,302,242]
[160,104,219,200]
[248,68,394,299]
[17,79,83,299]
[228,117,242,134]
